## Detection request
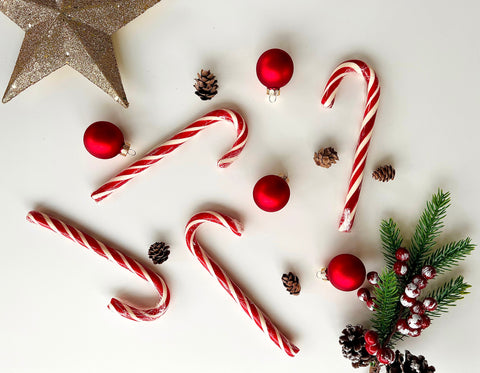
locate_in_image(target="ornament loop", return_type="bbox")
[267,88,280,103]
[316,268,328,281]
[127,148,136,156]
[120,143,133,157]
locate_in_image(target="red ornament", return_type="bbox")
[377,347,395,364]
[395,247,410,262]
[364,330,379,346]
[325,254,366,292]
[253,175,290,212]
[84,121,130,159]
[256,48,294,102]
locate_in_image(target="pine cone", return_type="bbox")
[281,272,301,295]
[372,165,396,182]
[148,242,170,264]
[386,350,435,373]
[194,69,218,100]
[314,147,339,168]
[339,324,374,368]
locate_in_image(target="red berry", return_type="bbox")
[357,288,370,302]
[396,319,409,332]
[393,261,408,276]
[395,247,410,262]
[410,301,426,315]
[253,175,290,212]
[377,348,395,364]
[423,297,438,311]
[404,283,420,298]
[421,315,431,329]
[365,343,379,356]
[367,271,380,285]
[366,297,377,311]
[400,294,416,307]
[408,327,421,337]
[407,314,423,329]
[364,330,379,346]
[412,275,428,290]
[421,265,437,280]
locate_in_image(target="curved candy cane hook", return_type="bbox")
[92,109,248,202]
[27,210,170,321]
[321,60,380,232]
[185,211,299,357]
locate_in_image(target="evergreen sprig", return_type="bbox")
[408,190,450,276]
[421,238,475,274]
[425,276,471,319]
[371,270,400,345]
[380,218,403,270]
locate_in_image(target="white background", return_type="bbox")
[1,0,479,372]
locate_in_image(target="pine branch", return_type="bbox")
[371,270,400,345]
[425,276,471,319]
[408,190,450,276]
[380,218,403,270]
[422,238,475,275]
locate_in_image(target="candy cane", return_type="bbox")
[185,211,299,357]
[321,59,380,232]
[26,210,170,321]
[92,109,248,202]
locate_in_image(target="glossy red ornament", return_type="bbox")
[256,48,294,102]
[253,175,290,212]
[84,121,129,159]
[326,254,366,291]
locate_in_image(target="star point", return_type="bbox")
[1,0,162,107]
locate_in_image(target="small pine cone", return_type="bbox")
[339,324,374,368]
[194,69,218,100]
[148,242,170,264]
[314,147,339,168]
[386,350,436,373]
[281,272,301,295]
[372,165,396,182]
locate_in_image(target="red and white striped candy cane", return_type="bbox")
[92,109,248,202]
[185,211,299,357]
[321,59,380,232]
[27,210,170,321]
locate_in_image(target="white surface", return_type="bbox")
[1,1,479,372]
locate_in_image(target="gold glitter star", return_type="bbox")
[0,0,162,107]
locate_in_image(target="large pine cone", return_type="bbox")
[194,69,218,100]
[148,242,170,264]
[281,272,301,295]
[339,324,374,368]
[386,350,435,373]
[314,147,339,168]
[372,165,396,182]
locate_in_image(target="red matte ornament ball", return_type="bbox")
[253,175,290,212]
[256,48,294,90]
[84,121,126,159]
[326,254,366,291]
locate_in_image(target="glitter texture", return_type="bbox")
[0,0,162,107]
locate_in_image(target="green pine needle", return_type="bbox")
[422,238,475,274]
[409,189,450,275]
[425,276,471,319]
[380,218,403,270]
[371,270,400,344]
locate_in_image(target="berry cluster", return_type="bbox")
[357,271,380,310]
[363,330,395,364]
[396,297,438,337]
